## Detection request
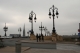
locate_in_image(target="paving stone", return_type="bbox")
[24,49,80,53]
[0,46,30,53]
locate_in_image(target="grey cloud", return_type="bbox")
[0,13,14,23]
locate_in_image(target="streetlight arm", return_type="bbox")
[49,5,56,11]
[29,13,31,16]
[33,12,37,22]
[54,7,58,10]
[33,12,36,15]
[49,7,53,11]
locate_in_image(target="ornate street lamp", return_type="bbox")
[29,11,37,34]
[44,27,47,36]
[39,22,44,35]
[48,5,59,34]
[3,23,8,36]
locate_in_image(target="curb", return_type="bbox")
[21,41,56,44]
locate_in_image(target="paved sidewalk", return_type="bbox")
[0,46,30,53]
[4,38,79,44]
[24,48,80,53]
[20,39,78,44]
[0,46,80,53]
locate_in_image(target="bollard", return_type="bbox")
[15,42,21,53]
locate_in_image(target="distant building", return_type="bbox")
[9,34,21,38]
[62,35,79,38]
[62,35,79,41]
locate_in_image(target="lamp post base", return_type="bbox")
[52,29,56,34]
[52,33,57,42]
[30,31,34,35]
[30,34,36,40]
[5,32,7,36]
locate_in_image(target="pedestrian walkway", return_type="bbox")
[0,46,30,53]
[1,38,80,53]
[24,48,80,53]
[0,46,80,53]
[0,39,80,53]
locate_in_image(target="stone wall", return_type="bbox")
[30,34,63,41]
[30,34,36,40]
[44,36,52,40]
[57,35,63,41]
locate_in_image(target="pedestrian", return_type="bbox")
[41,34,44,42]
[52,36,54,42]
[36,33,38,42]
[39,34,41,42]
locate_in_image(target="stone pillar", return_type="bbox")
[52,33,57,42]
[15,42,21,53]
[30,34,36,40]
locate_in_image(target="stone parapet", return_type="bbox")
[30,34,36,40]
[44,36,52,40]
[30,33,63,41]
[57,36,63,41]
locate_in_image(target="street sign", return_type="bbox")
[78,29,80,32]
[78,33,80,37]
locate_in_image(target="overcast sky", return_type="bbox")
[0,0,80,36]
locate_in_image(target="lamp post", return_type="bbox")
[29,11,37,34]
[39,22,44,35]
[48,5,59,34]
[3,23,8,36]
[27,31,29,37]
[18,27,21,37]
[44,27,47,36]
